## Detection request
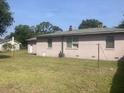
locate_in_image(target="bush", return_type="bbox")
[2,43,13,51]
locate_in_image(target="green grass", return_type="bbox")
[0,50,121,93]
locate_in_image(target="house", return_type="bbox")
[0,38,21,51]
[27,28,124,61]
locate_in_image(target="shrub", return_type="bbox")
[2,43,13,51]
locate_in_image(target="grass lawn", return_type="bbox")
[0,50,123,93]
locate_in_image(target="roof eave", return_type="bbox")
[37,31,124,38]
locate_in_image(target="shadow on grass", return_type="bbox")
[110,56,124,93]
[0,55,11,59]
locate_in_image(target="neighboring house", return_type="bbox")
[27,28,124,61]
[0,38,21,51]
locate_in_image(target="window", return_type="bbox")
[66,37,79,48]
[67,37,72,48]
[48,39,52,48]
[106,36,114,48]
[72,37,79,48]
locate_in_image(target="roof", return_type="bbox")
[37,28,124,38]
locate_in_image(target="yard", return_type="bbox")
[0,50,123,93]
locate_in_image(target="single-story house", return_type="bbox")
[0,38,21,51]
[27,28,124,61]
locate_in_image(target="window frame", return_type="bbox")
[48,38,52,48]
[66,36,79,49]
[106,36,115,48]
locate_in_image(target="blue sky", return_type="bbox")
[7,0,124,34]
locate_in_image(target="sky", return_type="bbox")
[6,0,124,35]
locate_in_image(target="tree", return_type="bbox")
[0,0,13,35]
[52,26,63,32]
[2,43,13,51]
[35,22,53,34]
[14,25,35,47]
[35,22,63,34]
[117,21,124,28]
[78,19,103,29]
[116,14,124,28]
[4,32,14,39]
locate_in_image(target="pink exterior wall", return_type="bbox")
[36,37,61,57]
[32,43,37,54]
[34,34,124,61]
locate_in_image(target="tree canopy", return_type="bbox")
[4,32,14,40]
[2,43,13,51]
[0,0,13,35]
[35,22,63,35]
[14,25,35,47]
[52,26,63,32]
[117,21,124,28]
[35,22,53,34]
[78,19,103,29]
[5,22,63,48]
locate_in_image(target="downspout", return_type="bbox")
[61,36,64,57]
